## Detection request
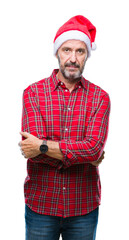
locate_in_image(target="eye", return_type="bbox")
[78,49,82,53]
[77,49,85,54]
[64,48,70,52]
[62,47,71,53]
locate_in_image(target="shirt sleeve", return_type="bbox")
[22,86,63,168]
[59,93,111,168]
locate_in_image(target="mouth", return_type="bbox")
[67,66,78,68]
[66,65,79,71]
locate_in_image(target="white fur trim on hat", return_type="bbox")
[92,42,97,50]
[54,30,92,57]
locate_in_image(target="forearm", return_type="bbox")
[46,139,104,168]
[19,132,104,169]
[46,139,104,167]
[59,137,104,168]
[46,140,63,161]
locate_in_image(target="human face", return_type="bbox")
[57,40,88,81]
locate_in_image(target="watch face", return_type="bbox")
[40,144,48,153]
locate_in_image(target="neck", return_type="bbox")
[56,70,81,92]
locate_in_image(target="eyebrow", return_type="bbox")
[62,47,86,52]
[62,47,71,50]
[77,48,86,52]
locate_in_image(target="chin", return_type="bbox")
[63,70,81,80]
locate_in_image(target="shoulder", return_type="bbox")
[23,76,50,95]
[83,77,110,101]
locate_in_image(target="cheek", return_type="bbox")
[61,58,70,67]
[80,57,86,67]
[62,54,70,62]
[59,52,71,64]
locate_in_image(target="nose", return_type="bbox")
[70,51,76,63]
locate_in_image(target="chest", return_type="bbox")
[38,88,96,141]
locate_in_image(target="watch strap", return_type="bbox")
[42,140,47,145]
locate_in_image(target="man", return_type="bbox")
[19,15,110,240]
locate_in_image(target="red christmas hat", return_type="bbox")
[53,15,96,57]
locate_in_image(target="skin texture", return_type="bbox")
[56,40,88,92]
[19,40,105,166]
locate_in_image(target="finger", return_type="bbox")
[20,139,30,146]
[100,156,104,161]
[100,151,105,159]
[20,147,24,154]
[92,163,99,167]
[98,157,103,162]
[99,155,104,161]
[22,151,25,156]
[21,149,25,157]
[102,151,105,156]
[20,131,30,139]
[101,151,104,157]
[21,150,28,158]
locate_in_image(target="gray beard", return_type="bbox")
[57,55,86,82]
[61,68,81,81]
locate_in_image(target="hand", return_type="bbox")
[19,132,42,159]
[90,151,105,167]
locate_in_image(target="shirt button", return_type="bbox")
[79,86,81,88]
[65,89,68,92]
[61,82,63,85]
[65,128,68,131]
[63,187,66,190]
[68,107,71,111]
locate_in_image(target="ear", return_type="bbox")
[56,51,59,59]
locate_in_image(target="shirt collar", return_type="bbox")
[80,75,88,90]
[50,69,61,92]
[50,69,87,92]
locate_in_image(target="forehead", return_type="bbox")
[60,39,87,49]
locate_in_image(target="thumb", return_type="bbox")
[20,131,30,139]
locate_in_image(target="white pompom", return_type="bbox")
[92,42,97,50]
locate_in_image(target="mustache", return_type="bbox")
[64,62,80,68]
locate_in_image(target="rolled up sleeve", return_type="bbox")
[59,93,111,168]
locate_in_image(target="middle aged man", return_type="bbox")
[19,15,110,240]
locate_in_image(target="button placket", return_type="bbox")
[65,89,68,92]
[62,170,67,218]
[63,88,71,138]
[63,91,76,138]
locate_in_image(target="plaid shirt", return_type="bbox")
[22,69,110,218]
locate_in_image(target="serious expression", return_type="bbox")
[57,40,88,81]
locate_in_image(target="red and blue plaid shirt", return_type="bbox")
[22,69,110,218]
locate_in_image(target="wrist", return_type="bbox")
[39,140,48,154]
[46,140,63,161]
[47,140,58,151]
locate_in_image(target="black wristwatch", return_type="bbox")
[39,140,48,153]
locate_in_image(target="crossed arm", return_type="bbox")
[19,131,105,167]
[20,86,110,168]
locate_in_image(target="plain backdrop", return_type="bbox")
[0,0,129,239]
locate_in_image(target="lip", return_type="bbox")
[66,66,78,69]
